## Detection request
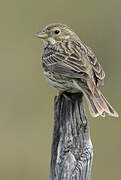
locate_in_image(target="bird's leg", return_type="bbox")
[63,93,72,101]
[56,91,72,102]
[56,91,63,102]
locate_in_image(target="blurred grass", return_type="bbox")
[0,0,121,179]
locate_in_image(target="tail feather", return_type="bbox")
[86,93,105,117]
[73,80,119,118]
[100,93,118,117]
[87,90,118,117]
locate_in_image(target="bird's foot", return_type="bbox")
[56,91,72,102]
[63,93,72,101]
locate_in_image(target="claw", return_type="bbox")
[63,93,72,101]
[56,91,72,102]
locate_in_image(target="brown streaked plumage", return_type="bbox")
[35,23,118,118]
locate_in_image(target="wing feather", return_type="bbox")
[88,54,105,80]
[42,49,89,80]
[42,40,105,85]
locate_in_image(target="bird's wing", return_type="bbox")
[42,41,105,84]
[68,40,105,85]
[42,50,90,80]
[86,45,105,84]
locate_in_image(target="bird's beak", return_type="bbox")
[34,30,48,39]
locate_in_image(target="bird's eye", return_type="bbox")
[54,30,60,34]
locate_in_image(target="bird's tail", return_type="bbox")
[73,80,119,118]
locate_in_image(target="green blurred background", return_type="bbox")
[0,0,121,179]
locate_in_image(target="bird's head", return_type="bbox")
[35,23,78,45]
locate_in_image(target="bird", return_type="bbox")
[35,23,118,118]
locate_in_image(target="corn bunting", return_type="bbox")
[35,23,118,118]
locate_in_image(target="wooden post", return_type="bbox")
[50,93,93,180]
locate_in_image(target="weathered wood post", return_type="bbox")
[50,93,93,180]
